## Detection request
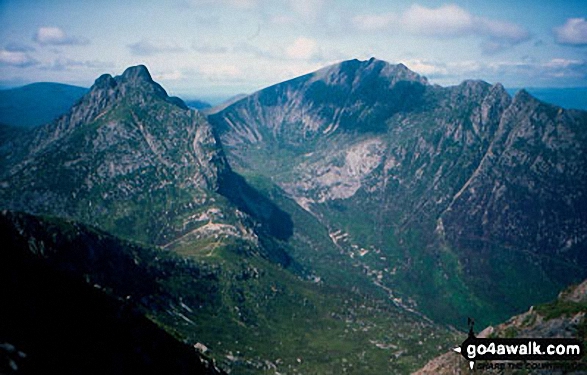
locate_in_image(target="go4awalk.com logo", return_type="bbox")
[453,318,584,370]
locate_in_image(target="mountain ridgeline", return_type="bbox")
[0,65,293,265]
[209,57,587,326]
[1,59,586,374]
[0,63,462,374]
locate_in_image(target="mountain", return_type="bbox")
[0,66,461,374]
[3,59,585,373]
[507,87,587,111]
[0,65,225,246]
[203,93,248,115]
[184,98,212,110]
[0,209,458,375]
[0,82,88,128]
[0,65,284,253]
[414,279,587,374]
[208,57,587,327]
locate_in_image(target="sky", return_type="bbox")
[0,0,586,99]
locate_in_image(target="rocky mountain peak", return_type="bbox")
[114,65,170,102]
[79,64,187,115]
[511,88,539,105]
[1,65,230,244]
[120,64,153,82]
[90,65,157,93]
[93,73,117,90]
[311,58,428,88]
[387,61,429,86]
[359,58,428,85]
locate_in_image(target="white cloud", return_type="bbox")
[400,59,448,77]
[353,4,529,54]
[128,40,185,56]
[286,37,319,60]
[401,4,473,36]
[478,18,529,43]
[407,57,587,87]
[33,26,88,46]
[544,58,584,68]
[0,49,38,67]
[352,13,396,31]
[400,4,529,45]
[554,18,587,46]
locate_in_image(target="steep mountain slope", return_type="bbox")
[203,94,248,115]
[414,280,587,374]
[0,66,462,374]
[208,58,587,327]
[0,65,289,260]
[0,210,459,375]
[0,211,226,375]
[0,82,87,128]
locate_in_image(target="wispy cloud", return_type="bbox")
[233,42,276,59]
[5,42,35,53]
[553,18,587,46]
[401,4,473,36]
[269,0,327,26]
[403,57,587,87]
[353,4,530,54]
[402,4,529,44]
[186,0,259,9]
[352,13,397,31]
[400,59,449,78]
[43,58,112,71]
[0,49,39,67]
[192,43,228,54]
[127,40,185,56]
[197,63,243,82]
[154,70,184,81]
[33,27,88,46]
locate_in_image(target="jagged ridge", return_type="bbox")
[208,57,587,327]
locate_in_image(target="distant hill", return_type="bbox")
[184,98,212,110]
[203,93,248,115]
[506,87,587,110]
[0,82,87,128]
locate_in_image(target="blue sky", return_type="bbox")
[0,0,586,98]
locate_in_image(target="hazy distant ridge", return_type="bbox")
[0,82,88,128]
